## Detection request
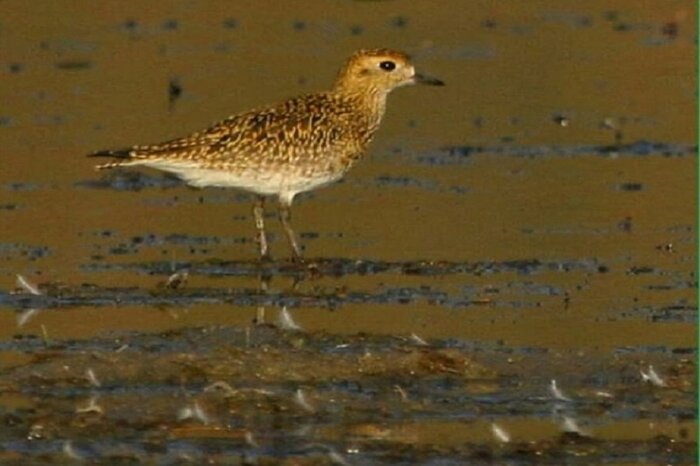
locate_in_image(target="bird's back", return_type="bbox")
[100,91,378,177]
[89,47,442,201]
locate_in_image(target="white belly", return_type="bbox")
[131,160,343,202]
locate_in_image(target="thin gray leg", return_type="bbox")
[252,196,270,260]
[278,201,303,262]
[255,273,270,325]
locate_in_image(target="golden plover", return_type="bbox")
[90,48,444,262]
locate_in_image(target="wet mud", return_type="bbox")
[0,1,696,464]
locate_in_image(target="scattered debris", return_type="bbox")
[550,379,572,402]
[85,368,101,387]
[17,274,43,327]
[203,381,237,397]
[553,114,570,127]
[162,270,189,289]
[327,447,352,466]
[40,324,50,345]
[293,389,315,414]
[244,431,259,448]
[560,416,588,436]
[62,441,83,461]
[114,344,129,353]
[277,306,303,331]
[655,242,674,253]
[16,274,41,295]
[393,385,409,401]
[409,332,429,346]
[16,308,40,327]
[491,422,511,443]
[168,77,183,108]
[640,365,666,387]
[177,401,210,425]
[76,396,104,415]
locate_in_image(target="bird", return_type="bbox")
[89,48,444,263]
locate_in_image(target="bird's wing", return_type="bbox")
[125,112,257,167]
[94,93,357,169]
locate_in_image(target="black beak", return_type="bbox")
[413,73,445,86]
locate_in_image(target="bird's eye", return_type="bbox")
[379,61,396,71]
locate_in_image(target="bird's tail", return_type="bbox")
[87,147,132,170]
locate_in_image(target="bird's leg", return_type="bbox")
[252,196,270,261]
[278,201,303,263]
[255,272,271,325]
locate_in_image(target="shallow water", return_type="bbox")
[0,1,696,464]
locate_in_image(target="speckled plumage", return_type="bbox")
[90,48,443,261]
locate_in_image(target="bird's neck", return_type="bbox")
[337,85,388,132]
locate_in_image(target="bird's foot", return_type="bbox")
[288,252,321,277]
[290,251,304,265]
[305,261,321,279]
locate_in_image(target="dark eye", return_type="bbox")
[379,61,396,71]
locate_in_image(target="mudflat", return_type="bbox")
[0,1,695,464]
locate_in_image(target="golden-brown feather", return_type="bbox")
[91,48,441,202]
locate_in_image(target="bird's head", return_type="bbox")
[334,48,444,95]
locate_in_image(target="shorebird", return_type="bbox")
[90,48,444,262]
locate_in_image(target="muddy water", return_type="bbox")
[0,1,696,464]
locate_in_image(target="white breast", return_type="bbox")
[129,159,344,203]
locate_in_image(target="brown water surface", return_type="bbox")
[0,1,696,464]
